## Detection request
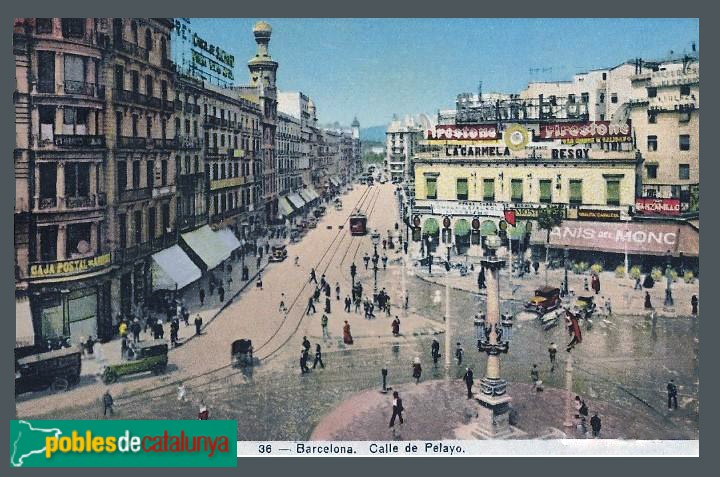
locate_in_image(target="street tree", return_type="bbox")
[537,206,564,286]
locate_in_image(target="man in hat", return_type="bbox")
[462,367,474,399]
[102,388,114,417]
[389,391,404,428]
[455,342,464,366]
[431,338,441,365]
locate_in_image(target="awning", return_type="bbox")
[151,245,202,291]
[422,218,439,235]
[16,297,35,348]
[329,177,341,187]
[454,219,471,237]
[299,190,314,204]
[547,220,699,257]
[278,197,295,217]
[216,228,242,251]
[181,225,231,270]
[286,193,306,211]
[305,187,320,200]
[480,220,497,237]
[508,222,527,240]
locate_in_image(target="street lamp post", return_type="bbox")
[427,236,433,275]
[563,245,569,297]
[473,234,514,437]
[664,250,674,307]
[371,232,380,303]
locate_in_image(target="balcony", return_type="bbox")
[53,134,105,148]
[151,137,178,150]
[211,206,245,223]
[66,196,94,209]
[178,136,203,149]
[117,136,147,149]
[173,98,182,111]
[36,81,56,94]
[152,184,176,198]
[63,80,96,96]
[163,99,175,111]
[210,177,245,191]
[162,57,175,71]
[184,103,201,114]
[37,197,57,210]
[119,187,151,203]
[178,214,207,231]
[114,39,149,61]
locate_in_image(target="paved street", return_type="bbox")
[19,183,699,442]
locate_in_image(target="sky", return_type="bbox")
[189,18,699,128]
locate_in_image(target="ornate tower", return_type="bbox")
[351,116,360,140]
[248,21,277,89]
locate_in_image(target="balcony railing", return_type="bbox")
[36,81,55,94]
[64,80,95,96]
[151,137,178,149]
[53,134,105,148]
[117,136,147,149]
[163,99,175,111]
[178,214,208,231]
[37,197,57,209]
[66,196,94,208]
[204,115,220,128]
[147,96,162,109]
[162,57,175,70]
[114,233,176,264]
[115,39,149,61]
[178,136,203,149]
[119,187,151,202]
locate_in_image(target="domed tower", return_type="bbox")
[248,20,278,89]
[351,116,360,140]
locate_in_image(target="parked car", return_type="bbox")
[290,229,301,243]
[269,245,288,262]
[525,286,562,314]
[102,340,168,384]
[308,218,318,228]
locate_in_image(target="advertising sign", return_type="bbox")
[577,208,622,221]
[635,197,681,216]
[427,124,498,141]
[29,254,112,279]
[548,221,681,255]
[540,121,632,144]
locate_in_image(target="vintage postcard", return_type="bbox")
[12,18,699,462]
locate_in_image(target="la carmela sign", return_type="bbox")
[549,221,679,255]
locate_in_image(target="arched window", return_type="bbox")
[145,29,153,51]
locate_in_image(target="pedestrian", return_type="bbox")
[531,364,542,392]
[265,242,270,255]
[644,291,653,309]
[462,367,474,399]
[102,388,114,417]
[227,275,233,290]
[344,295,351,312]
[391,316,401,336]
[383,239,387,250]
[591,273,601,295]
[320,274,327,290]
[343,321,354,345]
[412,357,422,384]
[533,261,540,275]
[294,256,300,267]
[478,267,486,290]
[170,319,179,347]
[321,314,329,339]
[548,342,558,372]
[382,254,388,270]
[177,383,187,402]
[565,309,582,351]
[388,391,404,428]
[194,314,203,335]
[309,268,317,284]
[279,293,287,313]
[667,379,678,410]
[354,296,361,313]
[209,276,216,296]
[306,296,316,315]
[312,343,325,369]
[335,282,341,301]
[118,320,128,338]
[363,253,370,270]
[198,401,209,420]
[634,276,642,290]
[302,336,311,353]
[403,241,408,255]
[242,265,249,281]
[256,255,261,269]
[85,336,96,356]
[183,307,190,327]
[604,297,612,317]
[431,338,441,365]
[131,319,141,343]
[218,285,225,302]
[120,335,129,360]
[691,295,698,315]
[199,287,205,306]
[300,348,310,374]
[590,413,602,437]
[325,297,331,314]
[385,297,392,316]
[455,342,464,366]
[583,277,589,291]
[404,292,409,310]
[313,287,321,303]
[256,272,263,290]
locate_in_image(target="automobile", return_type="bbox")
[231,339,254,367]
[290,229,301,243]
[525,286,562,314]
[347,185,354,191]
[574,295,597,319]
[102,340,168,384]
[308,218,318,228]
[335,202,343,211]
[317,205,327,216]
[269,244,288,262]
[15,346,82,394]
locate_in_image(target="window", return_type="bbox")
[162,203,170,234]
[161,119,166,140]
[119,213,127,249]
[569,180,583,205]
[456,178,468,200]
[133,210,142,244]
[606,180,620,206]
[114,64,124,90]
[62,108,89,135]
[145,75,153,97]
[113,18,123,44]
[193,120,198,137]
[161,80,167,101]
[65,163,90,197]
[36,18,53,34]
[425,177,437,200]
[66,222,91,258]
[146,160,154,188]
[148,207,156,240]
[131,115,138,137]
[680,85,691,96]
[679,112,691,123]
[61,19,84,39]
[679,164,690,180]
[679,134,690,151]
[132,160,140,188]
[568,94,575,104]
[646,164,658,179]
[194,156,199,173]
[63,54,87,93]
[39,226,58,261]
[511,179,523,202]
[39,106,54,142]
[539,179,552,203]
[117,161,127,192]
[647,87,657,98]
[131,21,138,43]
[648,112,657,124]
[38,163,57,198]
[184,157,190,175]
[160,37,167,60]
[602,72,607,80]
[581,92,589,103]
[611,93,618,103]
[647,135,658,152]
[161,160,168,186]
[130,71,139,93]
[599,114,605,121]
[37,50,55,93]
[145,29,153,51]
[146,116,152,138]
[599,93,605,103]
[221,164,226,179]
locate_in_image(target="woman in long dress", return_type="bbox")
[343,321,353,345]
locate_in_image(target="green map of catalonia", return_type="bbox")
[10,420,62,467]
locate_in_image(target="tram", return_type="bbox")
[349,213,368,236]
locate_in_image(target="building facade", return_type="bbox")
[276,112,302,196]
[386,114,433,182]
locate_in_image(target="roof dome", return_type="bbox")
[253,21,272,35]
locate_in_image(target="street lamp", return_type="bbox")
[371,232,380,303]
[664,250,674,307]
[447,244,452,263]
[427,235,433,275]
[563,245,569,297]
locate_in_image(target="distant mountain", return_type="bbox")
[360,125,387,143]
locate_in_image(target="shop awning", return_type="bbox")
[278,197,295,217]
[454,219,471,237]
[299,190,314,203]
[305,187,320,200]
[181,225,231,270]
[329,177,341,187]
[16,297,35,348]
[546,220,699,257]
[216,228,242,252]
[480,220,497,237]
[508,222,527,240]
[286,193,306,211]
[422,217,439,235]
[151,245,202,291]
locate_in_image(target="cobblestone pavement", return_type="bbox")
[18,183,699,443]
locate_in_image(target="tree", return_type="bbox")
[537,207,565,285]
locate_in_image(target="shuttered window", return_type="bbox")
[569,180,583,205]
[539,180,552,203]
[456,178,468,200]
[606,180,620,206]
[483,179,495,201]
[426,177,437,199]
[511,179,523,202]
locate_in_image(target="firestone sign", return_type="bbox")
[540,121,632,144]
[428,124,498,141]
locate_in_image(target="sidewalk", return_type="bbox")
[409,257,699,319]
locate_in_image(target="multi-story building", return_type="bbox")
[276,112,302,196]
[627,57,699,214]
[386,114,433,182]
[277,91,318,189]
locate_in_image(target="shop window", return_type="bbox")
[539,179,552,203]
[679,164,690,180]
[569,179,583,205]
[66,222,92,257]
[646,164,658,179]
[679,134,690,151]
[39,225,58,262]
[67,289,98,339]
[647,135,658,152]
[511,179,523,203]
[425,177,437,199]
[605,180,620,206]
[456,178,468,200]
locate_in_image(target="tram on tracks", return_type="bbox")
[349,213,368,236]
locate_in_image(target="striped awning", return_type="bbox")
[279,197,295,217]
[151,245,202,291]
[299,190,314,203]
[305,187,320,200]
[286,193,306,210]
[180,225,231,270]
